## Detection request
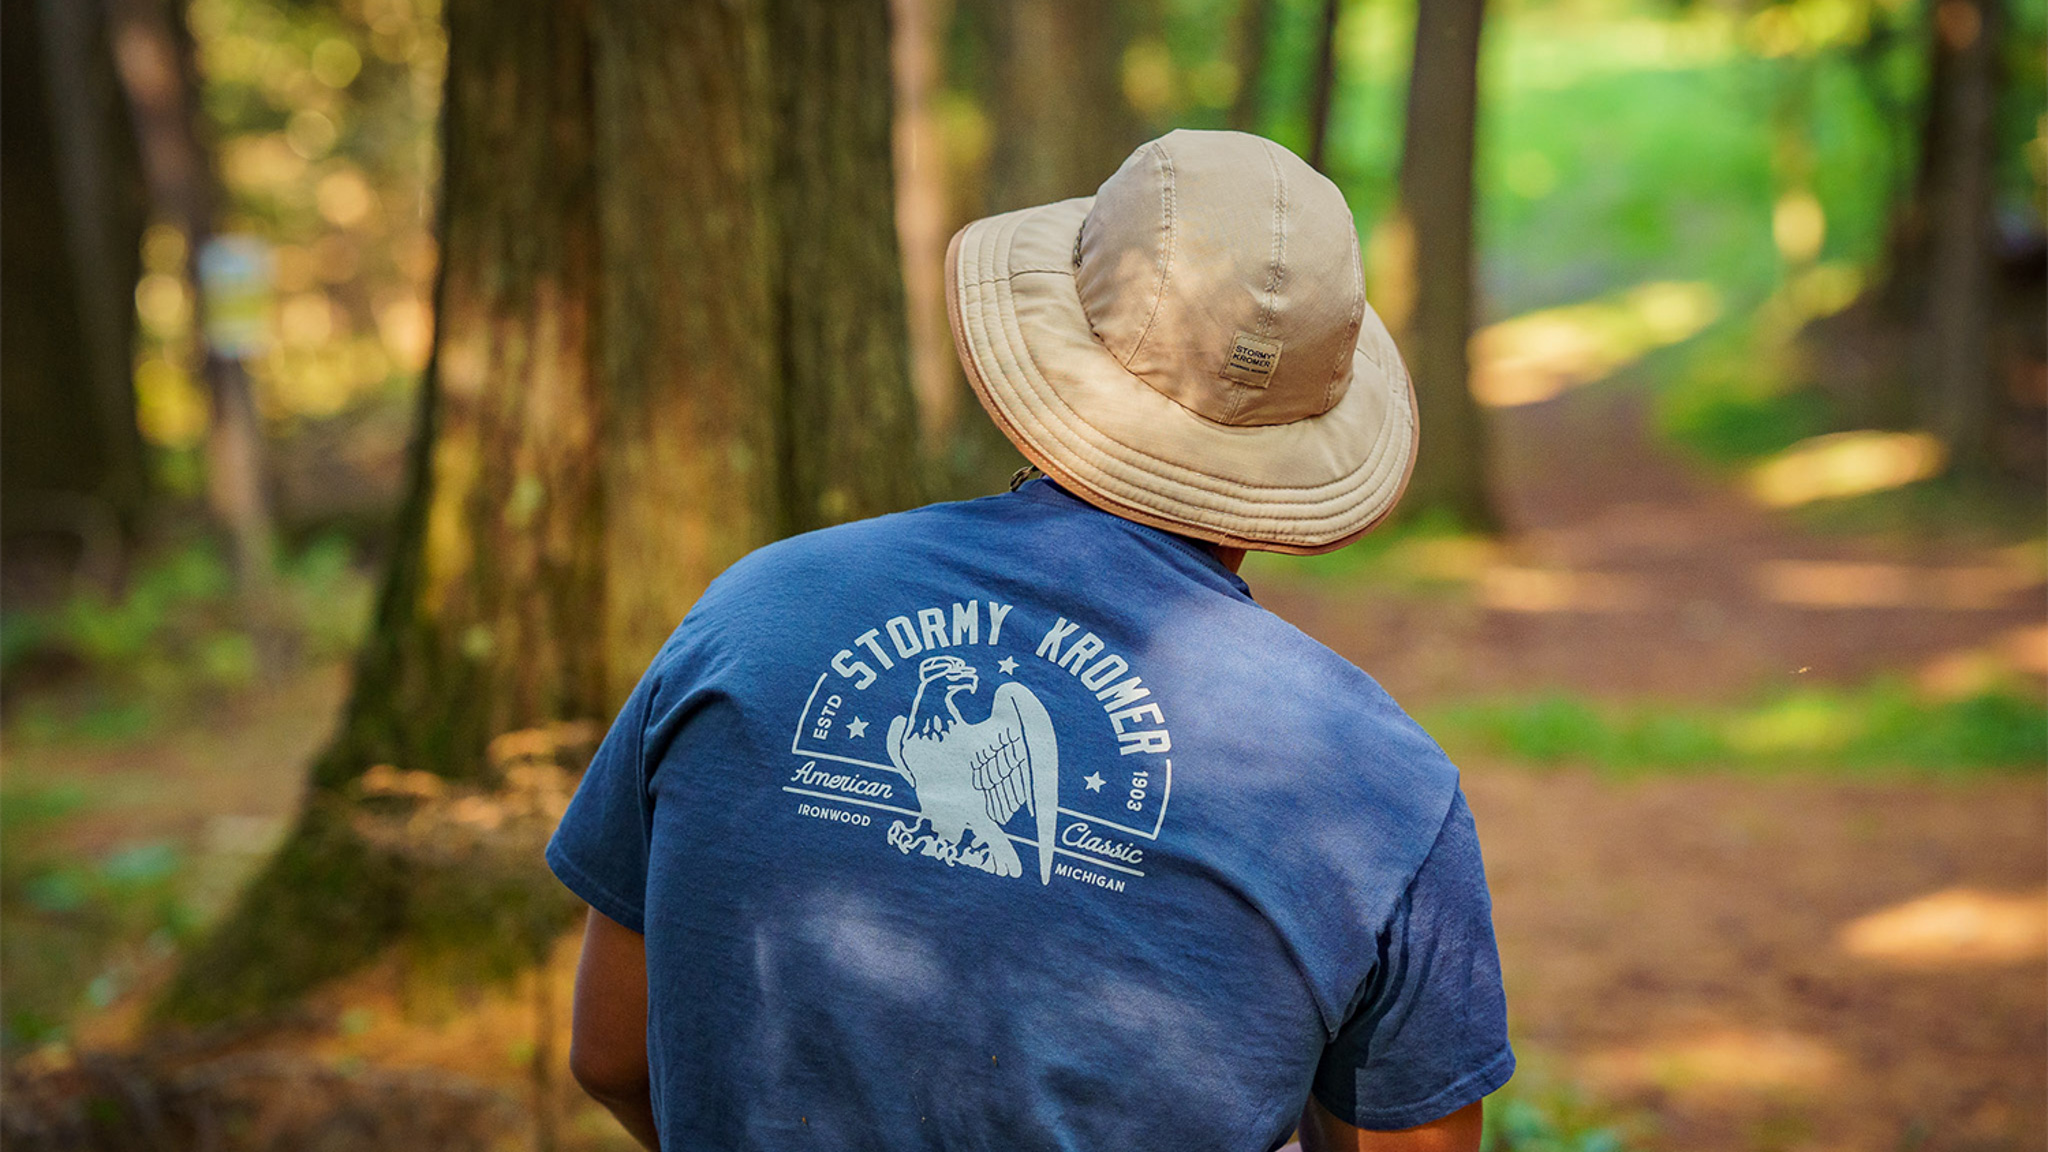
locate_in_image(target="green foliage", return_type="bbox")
[279,533,379,656]
[0,789,195,1050]
[1429,678,2048,775]
[1244,506,1481,584]
[1655,329,1836,463]
[1660,382,1834,464]
[0,535,372,742]
[1483,52,1775,314]
[1785,474,2048,541]
[1483,1090,1634,1152]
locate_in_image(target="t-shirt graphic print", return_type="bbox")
[788,598,1171,891]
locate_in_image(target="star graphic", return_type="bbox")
[1082,772,1106,792]
[997,656,1019,675]
[845,716,869,739]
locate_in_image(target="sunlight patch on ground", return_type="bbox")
[1479,567,1652,613]
[1747,431,1946,507]
[1753,559,2040,609]
[1839,888,2048,968]
[1471,281,1721,408]
[1918,625,2048,699]
[1581,1029,1842,1096]
[1399,536,1503,583]
[2004,624,2048,675]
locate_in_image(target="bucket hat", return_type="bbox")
[946,129,1418,555]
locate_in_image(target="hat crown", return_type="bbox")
[1075,130,1365,428]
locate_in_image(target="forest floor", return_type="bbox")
[6,381,2044,1152]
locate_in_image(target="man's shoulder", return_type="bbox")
[716,497,1001,583]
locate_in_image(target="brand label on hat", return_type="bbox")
[1221,331,1283,388]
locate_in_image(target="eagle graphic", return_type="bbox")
[887,655,1060,883]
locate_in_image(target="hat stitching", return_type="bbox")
[969,209,1406,505]
[1117,143,1178,372]
[1258,141,1287,340]
[1223,143,1291,426]
[1325,224,1365,411]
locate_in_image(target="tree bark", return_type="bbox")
[1,0,151,554]
[587,0,781,683]
[160,0,922,1024]
[1388,0,1495,527]
[768,0,925,534]
[107,0,276,590]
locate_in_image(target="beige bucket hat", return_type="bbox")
[946,129,1418,555]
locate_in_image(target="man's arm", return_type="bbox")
[1299,1095,1483,1152]
[568,907,660,1150]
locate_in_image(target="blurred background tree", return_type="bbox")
[1385,0,1496,526]
[108,0,278,592]
[2,0,153,570]
[158,0,921,1023]
[1891,0,2008,474]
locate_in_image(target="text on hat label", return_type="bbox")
[1222,331,1283,387]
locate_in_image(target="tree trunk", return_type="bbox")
[1,0,151,557]
[107,0,276,590]
[1229,0,1274,134]
[159,0,922,1025]
[1882,4,1961,319]
[768,0,925,533]
[587,0,781,682]
[157,0,608,1023]
[1305,0,1341,173]
[1913,0,2002,475]
[1388,0,1495,528]
[977,0,1146,213]
[892,0,962,457]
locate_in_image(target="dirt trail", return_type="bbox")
[1469,766,2044,1151]
[1254,382,2046,1150]
[1260,386,2045,707]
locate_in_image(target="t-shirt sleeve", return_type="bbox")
[1310,787,1515,1130]
[545,654,666,935]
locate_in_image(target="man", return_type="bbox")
[547,129,1512,1151]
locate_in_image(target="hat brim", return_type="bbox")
[946,197,1418,556]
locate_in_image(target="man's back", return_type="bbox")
[548,480,1511,1150]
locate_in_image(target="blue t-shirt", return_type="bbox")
[547,480,1513,1149]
